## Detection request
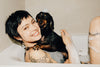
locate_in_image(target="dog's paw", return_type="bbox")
[33,45,40,50]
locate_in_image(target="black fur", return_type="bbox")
[36,12,68,60]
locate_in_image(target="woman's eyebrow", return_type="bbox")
[22,24,28,29]
[21,18,35,29]
[31,18,35,22]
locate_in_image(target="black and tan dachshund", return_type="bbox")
[36,12,68,61]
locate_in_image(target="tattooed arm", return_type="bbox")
[25,48,57,63]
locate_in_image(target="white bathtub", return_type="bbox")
[71,34,90,62]
[0,44,25,64]
[0,35,98,67]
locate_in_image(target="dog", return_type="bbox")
[36,12,68,61]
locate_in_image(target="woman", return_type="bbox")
[5,10,80,63]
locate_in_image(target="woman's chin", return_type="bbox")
[33,35,41,41]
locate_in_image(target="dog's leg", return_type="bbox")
[61,52,68,60]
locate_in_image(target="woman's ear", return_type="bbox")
[14,36,22,41]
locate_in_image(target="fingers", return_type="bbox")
[61,29,72,45]
[61,29,65,38]
[61,29,70,37]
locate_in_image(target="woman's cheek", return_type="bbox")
[22,31,29,38]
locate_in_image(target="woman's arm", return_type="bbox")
[25,48,57,63]
[61,30,80,64]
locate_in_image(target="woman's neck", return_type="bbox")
[24,42,37,48]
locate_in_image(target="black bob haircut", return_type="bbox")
[5,10,32,43]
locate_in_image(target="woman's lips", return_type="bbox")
[34,32,39,36]
[32,30,39,37]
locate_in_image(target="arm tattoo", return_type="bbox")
[29,51,53,63]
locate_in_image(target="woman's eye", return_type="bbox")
[32,21,35,24]
[32,19,36,24]
[24,27,28,30]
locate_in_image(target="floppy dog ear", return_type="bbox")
[50,18,54,30]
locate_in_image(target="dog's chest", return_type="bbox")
[41,36,49,44]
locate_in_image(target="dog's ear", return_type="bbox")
[50,19,54,30]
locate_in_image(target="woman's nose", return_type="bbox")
[30,24,37,31]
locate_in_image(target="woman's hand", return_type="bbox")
[61,29,80,64]
[61,29,72,46]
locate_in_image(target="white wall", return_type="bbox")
[0,0,25,52]
[25,0,100,35]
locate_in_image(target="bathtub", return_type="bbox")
[0,35,98,67]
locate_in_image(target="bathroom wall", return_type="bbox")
[25,0,100,35]
[1,0,100,52]
[0,0,25,52]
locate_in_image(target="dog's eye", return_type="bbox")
[37,19,40,22]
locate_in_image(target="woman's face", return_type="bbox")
[17,16,41,43]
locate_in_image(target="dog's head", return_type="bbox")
[36,12,54,32]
